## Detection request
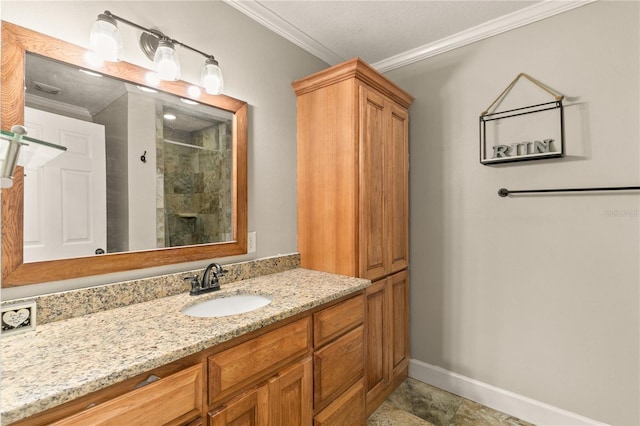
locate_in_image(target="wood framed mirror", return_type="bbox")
[1,21,248,287]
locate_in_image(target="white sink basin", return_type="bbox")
[182,294,272,318]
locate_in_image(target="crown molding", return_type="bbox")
[225,0,596,72]
[222,0,344,65]
[25,94,92,120]
[373,0,597,72]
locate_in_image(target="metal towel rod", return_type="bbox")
[498,186,640,197]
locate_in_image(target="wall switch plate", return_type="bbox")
[1,301,36,336]
[248,231,256,253]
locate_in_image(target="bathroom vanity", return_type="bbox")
[1,268,370,425]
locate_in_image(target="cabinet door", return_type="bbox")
[359,86,409,280]
[364,278,390,404]
[365,272,409,412]
[210,386,269,426]
[313,379,365,426]
[387,103,409,274]
[390,270,409,376]
[359,86,387,281]
[269,358,312,426]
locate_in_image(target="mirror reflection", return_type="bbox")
[24,53,234,263]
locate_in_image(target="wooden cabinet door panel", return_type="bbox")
[313,325,364,411]
[387,103,409,274]
[270,358,312,426]
[359,86,387,281]
[313,379,365,426]
[391,271,409,373]
[209,317,311,404]
[50,364,203,426]
[210,386,269,426]
[364,279,388,403]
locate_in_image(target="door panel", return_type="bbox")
[388,104,409,273]
[23,107,106,262]
[360,87,386,280]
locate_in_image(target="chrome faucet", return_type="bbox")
[185,262,227,296]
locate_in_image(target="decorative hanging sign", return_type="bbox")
[479,73,564,165]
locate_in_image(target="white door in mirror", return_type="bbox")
[23,107,107,262]
[181,294,271,318]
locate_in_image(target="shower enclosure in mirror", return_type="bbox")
[1,21,248,286]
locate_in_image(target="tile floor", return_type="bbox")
[367,378,535,426]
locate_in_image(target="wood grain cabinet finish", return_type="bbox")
[313,294,364,347]
[365,271,410,415]
[209,385,269,426]
[49,364,203,426]
[209,358,312,426]
[313,379,365,426]
[293,57,413,418]
[208,317,312,405]
[268,357,313,425]
[313,325,364,412]
[312,294,366,423]
[293,58,412,282]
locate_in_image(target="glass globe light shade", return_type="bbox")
[200,58,224,95]
[89,14,123,62]
[153,39,181,81]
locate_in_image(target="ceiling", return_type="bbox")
[26,54,232,132]
[224,0,593,72]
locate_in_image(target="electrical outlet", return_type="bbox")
[248,231,256,253]
[1,301,36,335]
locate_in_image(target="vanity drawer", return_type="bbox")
[313,294,364,347]
[49,363,203,426]
[208,317,312,404]
[313,378,365,426]
[313,324,364,411]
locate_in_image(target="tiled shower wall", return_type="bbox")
[156,117,233,248]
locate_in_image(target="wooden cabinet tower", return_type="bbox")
[293,58,413,416]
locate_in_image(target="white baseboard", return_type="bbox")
[408,359,609,426]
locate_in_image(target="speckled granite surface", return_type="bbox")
[1,268,369,424]
[2,253,300,325]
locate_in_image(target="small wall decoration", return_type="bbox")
[480,73,564,165]
[1,301,36,336]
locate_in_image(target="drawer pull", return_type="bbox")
[134,374,161,389]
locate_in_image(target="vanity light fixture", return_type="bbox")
[89,10,224,94]
[0,126,67,189]
[89,13,123,62]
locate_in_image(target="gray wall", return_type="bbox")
[94,94,129,254]
[1,1,328,298]
[386,2,639,425]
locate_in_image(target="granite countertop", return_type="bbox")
[1,268,370,424]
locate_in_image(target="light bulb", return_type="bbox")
[153,39,180,81]
[145,71,161,86]
[89,14,123,62]
[188,85,202,98]
[200,57,224,95]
